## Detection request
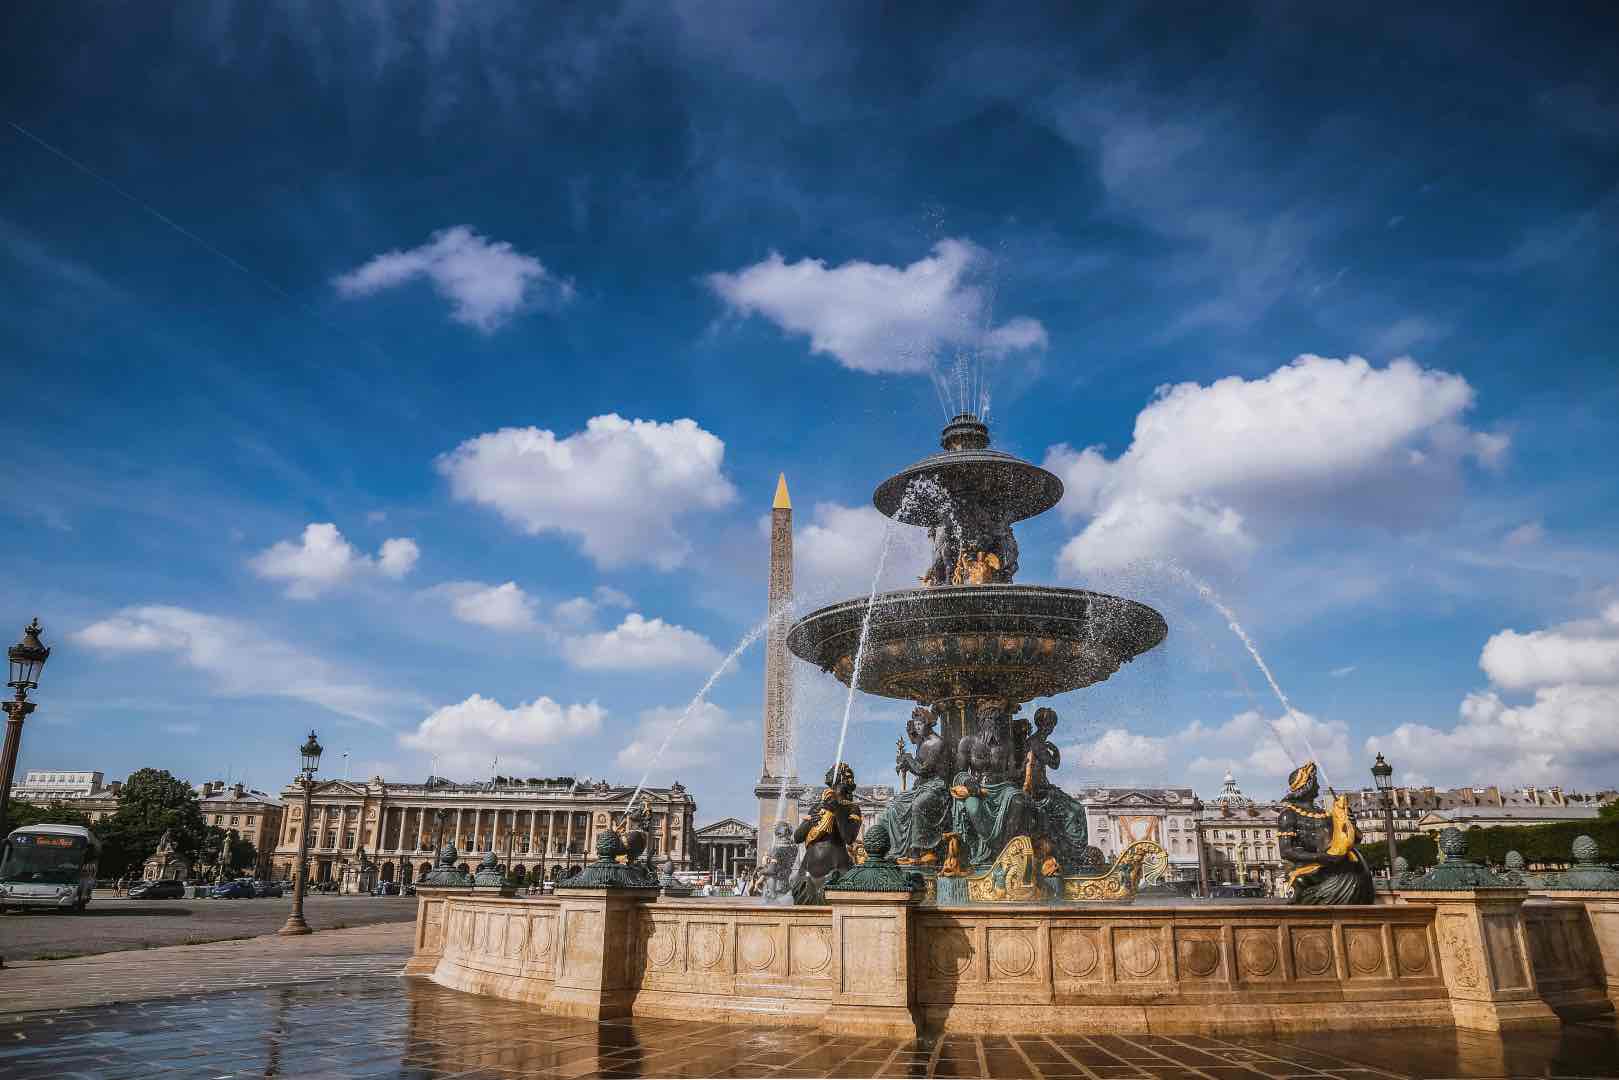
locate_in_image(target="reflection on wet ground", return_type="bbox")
[2,975,1616,1079]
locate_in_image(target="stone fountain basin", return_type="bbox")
[785,585,1167,704]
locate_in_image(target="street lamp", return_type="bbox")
[0,618,50,839]
[279,730,323,936]
[1371,752,1397,889]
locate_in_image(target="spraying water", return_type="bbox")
[1158,563,1330,789]
[627,614,773,811]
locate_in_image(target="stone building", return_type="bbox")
[1074,786,1202,884]
[197,781,284,878]
[12,769,103,800]
[269,775,697,885]
[1345,783,1615,847]
[692,817,758,879]
[141,829,190,882]
[1195,772,1285,893]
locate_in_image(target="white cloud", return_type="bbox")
[400,693,605,777]
[1368,601,1619,786]
[1329,665,1357,678]
[436,414,738,570]
[333,226,572,333]
[1044,355,1507,576]
[1504,520,1546,547]
[72,605,414,724]
[786,500,918,599]
[249,523,419,598]
[1075,728,1171,772]
[1185,709,1354,791]
[433,580,542,632]
[1477,604,1619,691]
[614,701,743,774]
[552,585,635,629]
[377,538,420,578]
[706,239,1046,375]
[562,612,723,671]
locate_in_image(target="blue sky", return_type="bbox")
[4,3,1617,823]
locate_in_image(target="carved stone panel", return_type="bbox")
[644,919,680,972]
[926,925,978,983]
[1290,928,1336,980]
[841,914,898,997]
[1437,913,1479,989]
[1113,928,1164,981]
[789,923,833,978]
[986,927,1041,982]
[687,921,730,974]
[527,913,556,975]
[1343,927,1385,979]
[1175,930,1222,981]
[1394,927,1432,977]
[422,900,446,954]
[737,922,784,976]
[1234,928,1281,980]
[1051,928,1102,982]
[560,909,603,979]
[1482,912,1528,991]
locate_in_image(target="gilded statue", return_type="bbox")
[791,763,862,905]
[1277,762,1374,904]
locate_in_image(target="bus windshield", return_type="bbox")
[1,833,88,885]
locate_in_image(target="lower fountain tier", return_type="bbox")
[785,585,1167,703]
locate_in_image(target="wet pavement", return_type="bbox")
[4,973,1617,1080]
[0,893,416,960]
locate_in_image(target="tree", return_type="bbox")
[4,800,93,831]
[96,768,209,879]
[1360,832,1438,874]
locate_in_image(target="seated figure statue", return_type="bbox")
[1278,762,1374,905]
[881,706,952,865]
[1020,707,1089,874]
[949,704,1032,869]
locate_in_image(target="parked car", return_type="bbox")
[209,880,256,899]
[128,879,186,900]
[253,881,284,898]
[371,881,400,896]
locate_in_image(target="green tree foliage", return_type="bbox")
[1600,801,1619,823]
[96,768,209,878]
[1359,833,1438,873]
[1461,819,1619,867]
[4,800,93,831]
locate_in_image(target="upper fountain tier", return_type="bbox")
[786,415,1166,707]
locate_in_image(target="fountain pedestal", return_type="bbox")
[823,887,923,1038]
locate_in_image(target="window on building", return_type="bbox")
[230,816,239,825]
[214,815,223,824]
[246,816,255,826]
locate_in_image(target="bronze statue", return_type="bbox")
[884,706,951,865]
[1277,762,1374,904]
[757,820,797,901]
[791,763,861,904]
[949,704,1032,868]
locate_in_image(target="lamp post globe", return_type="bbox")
[1370,753,1398,889]
[0,618,51,840]
[280,729,322,936]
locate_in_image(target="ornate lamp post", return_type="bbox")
[278,730,323,936]
[0,619,50,839]
[1371,752,1397,888]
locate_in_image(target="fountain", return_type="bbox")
[404,413,1615,1038]
[787,413,1168,903]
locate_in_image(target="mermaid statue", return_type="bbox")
[1277,762,1374,905]
[791,763,862,905]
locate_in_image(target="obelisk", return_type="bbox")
[754,473,801,843]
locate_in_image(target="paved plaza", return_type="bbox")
[2,921,1616,1080]
[0,893,416,961]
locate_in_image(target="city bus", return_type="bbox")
[0,823,101,912]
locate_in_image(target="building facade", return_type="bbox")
[693,817,758,879]
[197,781,285,878]
[1075,786,1202,883]
[269,775,697,885]
[1347,783,1616,848]
[1195,773,1285,893]
[13,769,103,800]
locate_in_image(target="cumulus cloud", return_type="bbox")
[436,414,738,570]
[1185,708,1354,790]
[562,612,724,671]
[249,523,419,598]
[614,701,743,773]
[333,226,572,332]
[552,585,635,628]
[706,239,1046,375]
[400,693,605,776]
[1368,601,1619,786]
[1075,728,1172,772]
[1044,355,1508,576]
[431,580,542,632]
[73,605,414,724]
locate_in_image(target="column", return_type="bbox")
[564,811,574,857]
[526,810,536,856]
